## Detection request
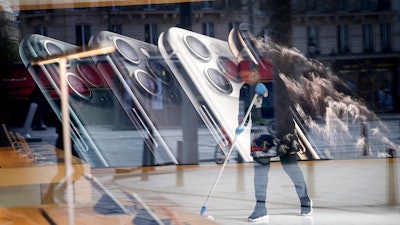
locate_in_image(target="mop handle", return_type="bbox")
[240,93,260,128]
[200,93,260,215]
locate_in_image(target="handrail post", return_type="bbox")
[387,149,398,206]
[361,122,369,156]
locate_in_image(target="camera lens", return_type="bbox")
[217,56,240,82]
[77,63,103,87]
[205,68,233,94]
[184,35,211,61]
[45,42,63,55]
[147,58,173,85]
[115,39,140,64]
[67,73,91,99]
[134,70,159,96]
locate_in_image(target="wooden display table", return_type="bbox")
[0,205,134,225]
[0,196,219,225]
[0,146,91,205]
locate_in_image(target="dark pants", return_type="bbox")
[253,153,308,204]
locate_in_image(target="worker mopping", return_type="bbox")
[201,23,313,222]
[200,20,271,218]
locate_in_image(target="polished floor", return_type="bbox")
[90,159,400,225]
[6,120,400,224]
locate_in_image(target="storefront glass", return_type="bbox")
[0,1,399,224]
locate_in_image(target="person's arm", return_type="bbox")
[236,83,268,135]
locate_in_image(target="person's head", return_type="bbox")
[228,24,269,86]
[238,58,260,86]
[232,29,273,85]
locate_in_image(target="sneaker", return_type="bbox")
[300,198,313,216]
[248,200,268,222]
[248,213,269,222]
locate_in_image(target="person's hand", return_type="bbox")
[235,126,245,135]
[255,83,268,97]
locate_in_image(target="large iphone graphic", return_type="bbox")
[19,34,160,167]
[158,27,252,162]
[89,31,180,165]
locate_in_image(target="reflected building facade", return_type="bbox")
[291,0,400,112]
[7,0,400,115]
[0,9,19,43]
[18,1,255,46]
